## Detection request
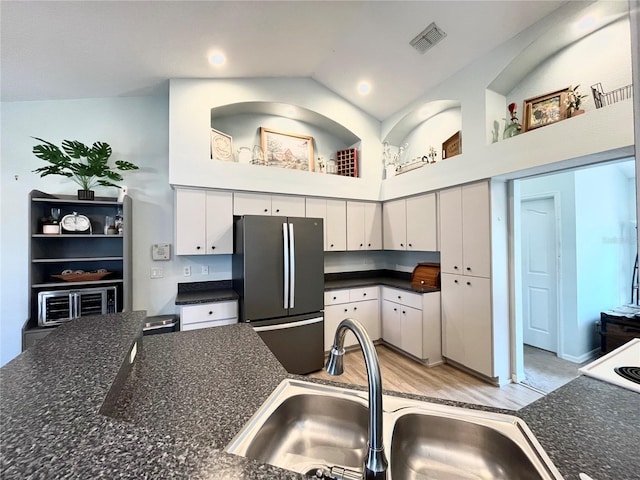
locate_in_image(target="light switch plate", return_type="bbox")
[150,267,164,278]
[201,265,209,275]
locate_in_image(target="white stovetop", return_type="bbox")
[579,338,640,394]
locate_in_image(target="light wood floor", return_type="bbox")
[307,344,543,411]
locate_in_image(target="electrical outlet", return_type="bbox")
[183,266,191,277]
[150,267,164,279]
[201,265,209,275]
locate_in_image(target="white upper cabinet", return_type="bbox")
[383,199,406,250]
[406,193,437,251]
[363,202,383,250]
[175,189,233,255]
[326,199,347,251]
[383,193,437,251]
[347,201,382,251]
[439,180,491,277]
[271,195,306,217]
[461,182,491,277]
[234,192,305,217]
[233,192,272,216]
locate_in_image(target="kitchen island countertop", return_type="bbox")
[1,311,638,479]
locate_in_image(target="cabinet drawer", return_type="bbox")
[324,289,350,305]
[382,287,422,310]
[181,301,238,325]
[182,317,237,331]
[349,286,378,302]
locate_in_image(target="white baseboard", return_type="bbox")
[559,347,600,364]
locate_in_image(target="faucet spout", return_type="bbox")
[326,318,388,480]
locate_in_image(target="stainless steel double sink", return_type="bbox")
[226,379,564,479]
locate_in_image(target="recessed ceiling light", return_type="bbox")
[209,52,226,66]
[576,14,597,30]
[357,81,371,95]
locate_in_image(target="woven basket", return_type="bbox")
[52,271,112,282]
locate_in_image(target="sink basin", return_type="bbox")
[243,393,369,473]
[226,379,564,479]
[391,413,552,480]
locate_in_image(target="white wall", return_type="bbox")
[169,77,383,200]
[0,96,200,366]
[574,163,634,359]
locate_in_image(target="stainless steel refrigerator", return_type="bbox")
[232,215,324,374]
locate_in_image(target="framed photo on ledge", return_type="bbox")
[522,87,570,132]
[260,127,314,171]
[210,128,234,162]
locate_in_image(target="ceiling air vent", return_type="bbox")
[410,22,447,54]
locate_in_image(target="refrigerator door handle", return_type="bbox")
[289,222,295,309]
[283,222,290,310]
[253,316,323,332]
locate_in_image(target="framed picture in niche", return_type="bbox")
[260,127,314,171]
[522,87,570,132]
[210,128,234,162]
[442,131,461,159]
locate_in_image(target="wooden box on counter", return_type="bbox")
[411,262,441,289]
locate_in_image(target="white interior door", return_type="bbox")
[521,197,559,353]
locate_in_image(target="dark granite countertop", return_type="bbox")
[3,310,639,479]
[324,269,440,294]
[175,272,439,308]
[175,280,239,305]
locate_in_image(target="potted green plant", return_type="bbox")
[31,138,139,200]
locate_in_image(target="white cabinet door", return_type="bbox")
[324,303,358,350]
[234,192,272,215]
[439,187,463,274]
[346,201,365,251]
[441,273,465,364]
[272,195,305,217]
[205,191,233,254]
[306,198,327,250]
[350,298,381,342]
[326,199,347,251]
[175,189,207,255]
[406,193,437,251]
[462,181,491,278]
[401,306,423,358]
[381,299,402,347]
[363,202,382,250]
[463,276,493,377]
[421,292,442,366]
[441,273,492,376]
[383,199,406,250]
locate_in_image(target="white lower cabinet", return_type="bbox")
[180,300,238,332]
[324,287,380,351]
[381,287,441,365]
[441,273,492,377]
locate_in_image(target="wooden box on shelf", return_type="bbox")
[335,148,358,177]
[442,131,461,159]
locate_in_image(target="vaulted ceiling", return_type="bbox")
[1,1,570,120]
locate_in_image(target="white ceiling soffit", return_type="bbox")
[1,1,568,121]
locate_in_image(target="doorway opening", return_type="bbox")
[512,157,637,393]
